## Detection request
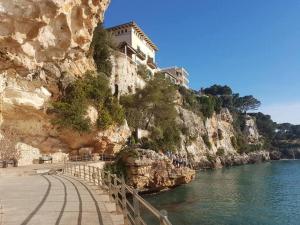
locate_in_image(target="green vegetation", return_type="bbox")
[91,23,114,76]
[235,95,261,114]
[202,134,212,149]
[218,129,224,140]
[121,73,180,152]
[249,112,276,149]
[178,86,221,118]
[137,64,151,81]
[216,148,225,157]
[105,147,139,179]
[52,72,125,132]
[203,85,233,96]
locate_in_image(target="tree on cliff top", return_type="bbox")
[235,95,261,113]
[121,73,180,152]
[203,85,233,96]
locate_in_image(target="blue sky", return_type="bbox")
[104,0,300,124]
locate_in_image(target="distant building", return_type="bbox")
[107,21,158,76]
[160,67,189,88]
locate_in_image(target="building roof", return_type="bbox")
[106,21,158,51]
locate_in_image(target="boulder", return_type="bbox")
[15,142,41,166]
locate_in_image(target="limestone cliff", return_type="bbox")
[122,149,196,192]
[0,0,127,164]
[177,107,269,169]
[0,0,110,76]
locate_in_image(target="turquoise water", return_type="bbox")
[144,161,300,225]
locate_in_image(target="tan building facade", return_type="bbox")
[107,22,158,76]
[160,67,189,88]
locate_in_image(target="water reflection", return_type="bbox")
[144,161,300,225]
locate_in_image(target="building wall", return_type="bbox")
[111,28,132,46]
[110,53,146,96]
[110,27,157,75]
[161,67,189,88]
[130,28,156,62]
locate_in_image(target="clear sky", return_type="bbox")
[104,0,300,124]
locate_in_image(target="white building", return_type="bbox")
[107,21,158,76]
[160,67,189,88]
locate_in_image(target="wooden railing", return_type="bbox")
[63,163,172,225]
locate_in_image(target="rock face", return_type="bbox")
[243,115,260,144]
[125,149,196,192]
[178,107,236,167]
[220,151,270,167]
[177,107,271,169]
[110,52,145,96]
[15,142,41,166]
[0,0,111,164]
[0,0,110,76]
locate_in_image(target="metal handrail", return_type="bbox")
[63,163,172,225]
[0,200,3,225]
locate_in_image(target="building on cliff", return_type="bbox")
[160,67,190,88]
[107,21,158,77]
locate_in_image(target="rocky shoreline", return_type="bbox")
[121,149,285,193]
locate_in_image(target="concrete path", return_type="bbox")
[0,174,124,225]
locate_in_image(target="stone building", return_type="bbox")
[160,67,190,88]
[107,21,158,77]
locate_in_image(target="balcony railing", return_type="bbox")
[147,57,157,69]
[136,48,146,60]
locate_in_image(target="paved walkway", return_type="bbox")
[0,174,123,225]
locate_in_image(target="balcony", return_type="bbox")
[136,48,146,60]
[147,57,157,69]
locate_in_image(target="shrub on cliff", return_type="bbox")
[105,147,139,179]
[137,64,151,81]
[203,85,233,96]
[121,74,181,152]
[202,134,212,149]
[52,72,125,132]
[91,23,114,76]
[217,148,225,156]
[178,87,221,118]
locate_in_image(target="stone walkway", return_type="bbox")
[0,174,124,225]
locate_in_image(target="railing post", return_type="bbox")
[83,165,86,180]
[159,210,169,225]
[113,175,118,204]
[133,189,141,225]
[79,164,82,178]
[108,171,112,196]
[97,168,101,186]
[121,176,128,223]
[101,169,105,187]
[93,167,96,185]
[88,166,91,182]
